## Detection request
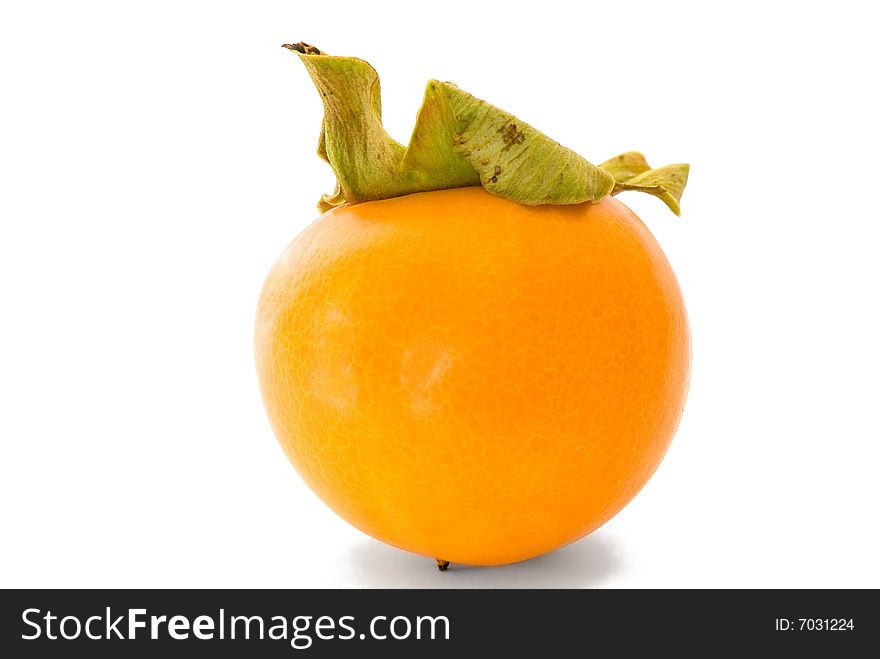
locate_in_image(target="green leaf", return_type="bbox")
[291,47,406,204]
[437,82,614,204]
[398,81,480,191]
[600,152,690,215]
[609,162,690,216]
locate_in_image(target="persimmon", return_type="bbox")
[255,43,691,567]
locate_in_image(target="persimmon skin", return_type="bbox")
[255,187,690,566]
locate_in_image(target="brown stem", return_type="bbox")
[281,42,322,55]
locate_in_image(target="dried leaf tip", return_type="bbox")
[282,42,322,55]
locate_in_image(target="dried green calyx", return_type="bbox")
[283,42,689,215]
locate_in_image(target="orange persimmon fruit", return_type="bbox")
[255,186,690,566]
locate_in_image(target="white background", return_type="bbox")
[1,1,878,588]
